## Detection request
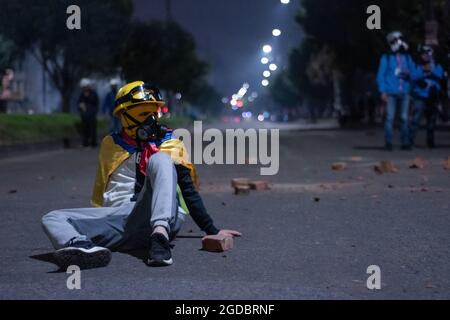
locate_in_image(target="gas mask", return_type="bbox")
[122,112,168,142]
[418,45,434,64]
[387,31,408,53]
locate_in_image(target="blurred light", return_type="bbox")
[175,93,182,100]
[257,114,265,122]
[232,94,238,100]
[263,45,272,54]
[263,111,270,119]
[251,92,258,98]
[280,0,290,4]
[242,111,253,119]
[221,97,229,104]
[231,105,238,111]
[261,57,269,64]
[162,106,169,113]
[243,83,250,89]
[236,100,244,108]
[261,79,269,86]
[272,29,281,37]
[238,88,247,97]
[269,63,278,71]
[248,97,254,102]
[230,99,237,106]
[263,70,271,78]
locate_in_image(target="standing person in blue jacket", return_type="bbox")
[103,79,121,133]
[377,31,415,151]
[410,45,445,148]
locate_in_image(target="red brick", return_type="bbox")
[202,235,234,252]
[234,185,250,195]
[331,162,347,171]
[248,180,270,190]
[231,178,250,188]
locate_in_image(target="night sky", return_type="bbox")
[133,0,303,98]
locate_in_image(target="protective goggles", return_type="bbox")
[115,84,164,108]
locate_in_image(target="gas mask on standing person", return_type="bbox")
[387,31,409,53]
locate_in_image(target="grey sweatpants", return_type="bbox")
[41,152,185,251]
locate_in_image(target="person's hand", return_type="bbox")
[381,93,388,103]
[218,229,242,238]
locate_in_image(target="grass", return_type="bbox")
[0,113,202,146]
[0,114,108,146]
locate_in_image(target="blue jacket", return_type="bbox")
[377,53,415,94]
[411,63,445,99]
[102,90,117,116]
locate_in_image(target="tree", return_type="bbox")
[0,34,18,72]
[270,69,300,109]
[119,21,210,114]
[0,0,133,112]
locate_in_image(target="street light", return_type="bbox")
[269,63,278,71]
[261,57,269,64]
[263,45,272,54]
[261,79,269,86]
[263,70,271,78]
[280,0,290,4]
[272,29,281,37]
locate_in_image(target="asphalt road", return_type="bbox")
[0,124,449,299]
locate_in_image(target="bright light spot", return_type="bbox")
[238,88,247,97]
[272,29,281,37]
[261,79,269,86]
[236,100,244,108]
[175,93,182,100]
[242,111,252,119]
[261,57,269,65]
[258,114,265,122]
[230,99,237,106]
[263,70,271,78]
[263,45,272,54]
[269,63,278,71]
[221,97,229,104]
[232,94,238,100]
[280,0,290,4]
[243,83,250,89]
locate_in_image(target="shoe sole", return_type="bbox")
[54,247,111,270]
[147,257,173,267]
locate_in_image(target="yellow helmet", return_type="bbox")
[113,81,165,138]
[113,81,165,117]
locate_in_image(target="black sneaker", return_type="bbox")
[385,143,393,151]
[148,233,173,267]
[401,145,412,151]
[54,240,111,270]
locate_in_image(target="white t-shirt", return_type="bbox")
[103,153,138,207]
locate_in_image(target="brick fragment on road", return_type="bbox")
[409,157,427,169]
[331,162,347,171]
[444,157,450,170]
[234,185,250,195]
[249,180,270,190]
[231,178,250,188]
[374,160,398,174]
[202,234,234,252]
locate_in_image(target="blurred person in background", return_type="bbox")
[377,31,415,151]
[78,78,99,148]
[103,78,121,133]
[409,45,446,149]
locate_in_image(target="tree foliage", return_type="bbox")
[0,0,133,112]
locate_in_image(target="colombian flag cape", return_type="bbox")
[91,132,198,209]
